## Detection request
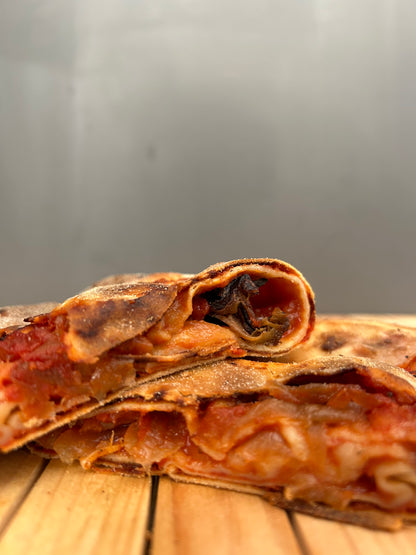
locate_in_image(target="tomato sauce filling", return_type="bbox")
[0,317,136,422]
[117,274,304,359]
[40,381,416,513]
[0,274,304,427]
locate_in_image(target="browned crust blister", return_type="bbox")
[278,316,416,370]
[55,281,180,363]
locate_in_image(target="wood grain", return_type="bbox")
[0,450,45,535]
[293,513,416,555]
[152,477,301,555]
[0,460,151,555]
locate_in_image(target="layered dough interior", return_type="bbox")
[0,272,308,442]
[121,274,305,362]
[34,376,416,516]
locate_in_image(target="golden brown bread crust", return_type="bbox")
[278,316,416,370]
[52,281,180,363]
[88,272,191,287]
[99,355,416,406]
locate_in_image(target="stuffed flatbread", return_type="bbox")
[0,258,314,452]
[31,356,416,530]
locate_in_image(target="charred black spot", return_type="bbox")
[321,334,347,352]
[286,368,360,386]
[285,367,395,398]
[130,296,145,306]
[75,326,100,339]
[372,332,405,348]
[73,300,117,339]
[152,390,166,401]
[232,392,262,403]
[202,274,265,314]
[237,304,257,334]
[203,315,228,327]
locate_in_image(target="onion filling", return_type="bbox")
[35,381,416,515]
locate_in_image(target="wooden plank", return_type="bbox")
[293,513,416,555]
[0,450,45,533]
[152,478,301,555]
[0,460,151,555]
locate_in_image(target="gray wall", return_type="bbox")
[1,0,415,313]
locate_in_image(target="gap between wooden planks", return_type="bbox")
[0,454,303,555]
[0,457,151,555]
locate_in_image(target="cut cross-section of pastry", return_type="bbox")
[31,356,416,531]
[0,258,314,452]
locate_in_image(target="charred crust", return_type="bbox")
[372,332,405,348]
[98,282,170,296]
[73,300,116,339]
[232,392,261,403]
[285,365,399,400]
[174,397,187,408]
[152,390,166,401]
[285,367,361,387]
[75,327,99,339]
[192,258,301,285]
[70,283,174,344]
[321,334,347,352]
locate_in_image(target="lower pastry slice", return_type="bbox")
[31,356,416,530]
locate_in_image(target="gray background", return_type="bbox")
[1,0,415,313]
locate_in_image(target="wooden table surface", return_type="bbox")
[1,315,416,555]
